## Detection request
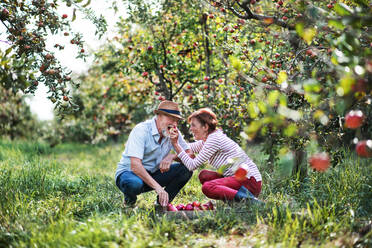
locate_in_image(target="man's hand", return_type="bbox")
[155,187,169,207]
[160,154,175,173]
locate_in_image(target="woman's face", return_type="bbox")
[189,117,208,141]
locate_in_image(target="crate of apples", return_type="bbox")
[167,201,214,212]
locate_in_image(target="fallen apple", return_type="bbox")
[184,203,194,211]
[175,204,185,211]
[192,201,201,208]
[167,203,178,212]
[202,201,214,210]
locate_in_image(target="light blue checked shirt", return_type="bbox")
[115,116,189,181]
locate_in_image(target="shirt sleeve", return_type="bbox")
[176,130,190,151]
[178,134,220,171]
[189,140,204,153]
[123,124,147,160]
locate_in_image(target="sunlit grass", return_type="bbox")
[0,138,371,247]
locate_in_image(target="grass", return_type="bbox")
[0,138,371,247]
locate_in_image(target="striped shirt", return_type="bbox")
[177,129,262,182]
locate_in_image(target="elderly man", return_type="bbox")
[115,100,193,208]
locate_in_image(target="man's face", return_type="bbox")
[157,114,179,136]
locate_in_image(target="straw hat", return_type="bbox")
[154,100,183,120]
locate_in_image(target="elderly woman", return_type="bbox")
[170,108,262,202]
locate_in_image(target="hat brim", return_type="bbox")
[154,109,183,120]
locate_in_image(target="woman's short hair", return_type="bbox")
[187,108,218,134]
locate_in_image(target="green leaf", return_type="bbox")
[328,19,345,30]
[72,8,77,22]
[277,71,287,85]
[5,47,12,56]
[248,102,259,118]
[334,3,353,16]
[82,0,91,7]
[295,22,304,37]
[303,28,317,45]
[303,79,321,93]
[283,123,297,137]
[268,90,280,107]
[338,74,355,95]
[229,56,242,71]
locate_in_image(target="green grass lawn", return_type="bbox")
[0,138,371,247]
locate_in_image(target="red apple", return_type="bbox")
[184,203,194,211]
[282,16,288,21]
[142,71,149,77]
[262,76,268,83]
[202,201,214,210]
[309,152,330,172]
[167,203,178,211]
[175,204,185,211]
[327,4,333,9]
[306,49,313,56]
[356,140,372,158]
[62,14,68,19]
[147,45,153,51]
[155,91,159,96]
[250,39,256,45]
[278,0,283,6]
[204,76,210,81]
[345,110,365,129]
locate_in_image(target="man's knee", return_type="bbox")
[119,174,144,195]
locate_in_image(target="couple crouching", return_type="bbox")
[115,100,262,208]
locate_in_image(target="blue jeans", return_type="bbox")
[116,163,193,205]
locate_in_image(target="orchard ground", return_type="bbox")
[0,138,371,247]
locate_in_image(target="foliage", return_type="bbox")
[0,85,40,140]
[63,0,372,172]
[0,139,371,247]
[0,0,107,113]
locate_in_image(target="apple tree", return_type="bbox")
[0,0,107,113]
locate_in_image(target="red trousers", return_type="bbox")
[199,169,262,201]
